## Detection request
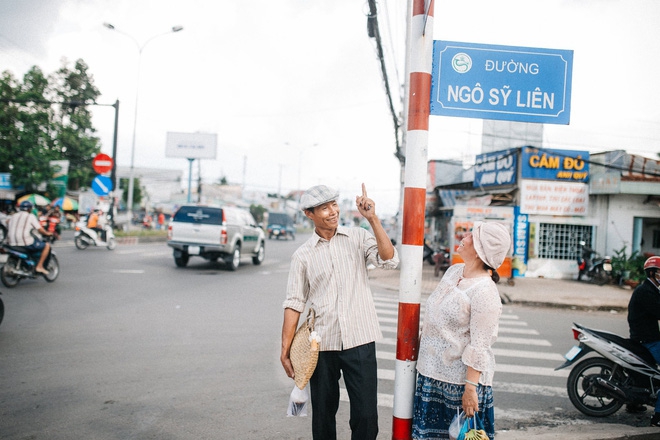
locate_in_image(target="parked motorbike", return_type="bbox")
[433,247,451,277]
[577,241,613,285]
[0,236,60,288]
[556,322,660,417]
[423,242,438,265]
[74,224,116,250]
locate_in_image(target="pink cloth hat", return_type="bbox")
[472,221,511,270]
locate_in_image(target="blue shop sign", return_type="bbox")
[521,147,589,182]
[0,173,11,189]
[474,148,517,187]
[431,41,573,124]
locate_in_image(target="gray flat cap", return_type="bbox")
[300,185,339,210]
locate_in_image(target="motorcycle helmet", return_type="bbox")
[643,256,660,276]
[19,201,33,211]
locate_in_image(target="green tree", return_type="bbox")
[120,177,142,208]
[50,59,101,190]
[250,204,267,224]
[0,59,102,194]
[0,67,56,193]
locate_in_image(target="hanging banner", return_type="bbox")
[431,41,573,124]
[50,160,70,198]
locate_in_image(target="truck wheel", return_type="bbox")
[174,253,189,268]
[226,246,240,271]
[252,242,265,265]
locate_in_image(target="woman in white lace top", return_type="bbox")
[412,222,511,440]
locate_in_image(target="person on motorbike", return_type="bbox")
[87,208,105,242]
[6,201,53,275]
[627,255,660,427]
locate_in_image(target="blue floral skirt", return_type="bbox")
[412,373,495,440]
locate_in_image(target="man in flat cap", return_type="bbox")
[281,183,399,440]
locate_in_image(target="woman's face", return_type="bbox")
[457,231,479,262]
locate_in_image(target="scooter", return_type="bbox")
[74,224,116,250]
[577,241,613,285]
[555,322,660,417]
[423,242,438,266]
[0,236,60,288]
[433,247,451,277]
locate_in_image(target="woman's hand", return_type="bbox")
[462,385,479,417]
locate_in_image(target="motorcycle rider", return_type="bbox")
[6,201,53,275]
[87,208,105,242]
[627,256,660,427]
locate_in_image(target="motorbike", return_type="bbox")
[577,241,613,285]
[74,224,116,250]
[0,235,60,288]
[0,291,4,327]
[433,247,451,277]
[556,322,660,417]
[423,242,438,266]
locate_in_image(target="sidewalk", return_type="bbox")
[369,264,660,440]
[369,263,633,311]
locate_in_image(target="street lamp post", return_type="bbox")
[103,22,183,223]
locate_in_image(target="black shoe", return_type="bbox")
[626,403,646,414]
[650,412,660,427]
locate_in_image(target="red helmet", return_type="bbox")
[644,256,660,272]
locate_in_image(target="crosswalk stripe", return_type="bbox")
[340,388,394,408]
[378,317,398,324]
[497,363,568,377]
[499,314,520,320]
[496,336,551,346]
[493,381,567,397]
[498,327,539,335]
[492,348,564,361]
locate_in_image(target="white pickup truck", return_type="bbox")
[166,204,265,270]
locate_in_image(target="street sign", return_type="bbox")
[92,175,113,196]
[431,41,573,124]
[92,153,114,174]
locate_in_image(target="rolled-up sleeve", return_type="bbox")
[363,230,399,269]
[282,254,308,312]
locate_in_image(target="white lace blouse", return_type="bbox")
[416,264,502,386]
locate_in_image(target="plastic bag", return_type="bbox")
[462,413,488,440]
[448,409,467,440]
[287,385,309,417]
[449,411,487,440]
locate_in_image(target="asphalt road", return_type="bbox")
[0,234,652,439]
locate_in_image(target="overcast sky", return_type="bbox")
[1,0,658,216]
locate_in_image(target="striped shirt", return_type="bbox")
[7,211,42,246]
[283,225,399,351]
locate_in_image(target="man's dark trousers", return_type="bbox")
[309,342,378,440]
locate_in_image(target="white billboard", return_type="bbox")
[165,132,217,159]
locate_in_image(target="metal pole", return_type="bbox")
[103,23,183,222]
[392,1,434,438]
[109,99,120,228]
[187,158,194,203]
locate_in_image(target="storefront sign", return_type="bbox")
[474,148,517,187]
[431,41,573,124]
[0,173,11,190]
[521,147,589,182]
[512,207,528,277]
[519,179,588,215]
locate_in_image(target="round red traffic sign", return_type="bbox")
[92,153,114,174]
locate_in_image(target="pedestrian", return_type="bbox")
[280,184,399,440]
[157,211,165,230]
[412,221,511,440]
[627,256,660,427]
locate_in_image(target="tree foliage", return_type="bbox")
[0,59,102,196]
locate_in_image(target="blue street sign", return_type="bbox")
[92,175,113,196]
[431,41,573,124]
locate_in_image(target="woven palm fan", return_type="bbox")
[290,308,320,390]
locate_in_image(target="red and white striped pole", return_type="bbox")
[392,0,434,438]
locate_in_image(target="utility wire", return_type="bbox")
[366,0,403,163]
